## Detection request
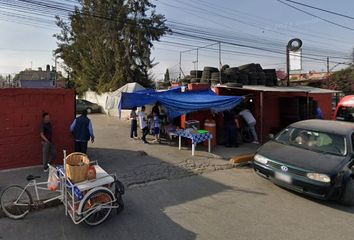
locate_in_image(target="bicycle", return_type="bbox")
[0,165,62,220]
[1,151,125,226]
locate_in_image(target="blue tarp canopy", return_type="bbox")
[119,88,244,118]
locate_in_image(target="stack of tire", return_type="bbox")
[190,70,203,83]
[223,67,242,87]
[210,72,222,85]
[263,69,278,87]
[201,67,219,84]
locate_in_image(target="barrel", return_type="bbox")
[203,119,217,147]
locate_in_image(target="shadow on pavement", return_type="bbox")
[0,147,259,240]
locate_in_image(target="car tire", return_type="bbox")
[339,176,354,206]
[87,108,92,114]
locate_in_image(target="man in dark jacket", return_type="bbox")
[224,110,239,148]
[40,112,56,172]
[70,110,95,153]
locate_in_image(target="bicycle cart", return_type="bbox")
[0,150,124,226]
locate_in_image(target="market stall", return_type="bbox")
[215,85,340,144]
[119,87,244,155]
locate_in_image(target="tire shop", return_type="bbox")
[214,85,340,144]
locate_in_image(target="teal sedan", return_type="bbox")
[76,99,101,114]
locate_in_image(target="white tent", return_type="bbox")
[106,82,145,117]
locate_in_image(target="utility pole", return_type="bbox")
[219,42,222,84]
[54,55,58,86]
[286,46,290,87]
[179,51,182,81]
[326,56,330,87]
[196,48,199,71]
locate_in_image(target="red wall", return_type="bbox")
[215,87,333,144]
[0,88,75,170]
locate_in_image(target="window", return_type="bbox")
[336,106,354,122]
[276,127,347,156]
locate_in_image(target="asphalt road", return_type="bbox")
[1,168,354,240]
[1,115,354,240]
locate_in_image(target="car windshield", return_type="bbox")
[275,127,347,156]
[336,106,354,122]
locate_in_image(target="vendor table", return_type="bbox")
[175,129,213,156]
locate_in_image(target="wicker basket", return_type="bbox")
[65,152,90,183]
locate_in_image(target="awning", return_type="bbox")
[119,88,244,118]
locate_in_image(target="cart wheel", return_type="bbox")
[0,185,32,220]
[80,188,114,226]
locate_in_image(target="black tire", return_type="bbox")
[339,177,354,206]
[221,64,230,71]
[87,108,92,114]
[241,128,253,143]
[255,64,263,72]
[80,188,114,226]
[238,63,256,73]
[1,185,32,220]
[265,79,274,86]
[190,70,203,78]
[204,67,219,72]
[229,67,239,72]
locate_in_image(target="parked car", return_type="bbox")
[253,119,354,205]
[333,95,354,122]
[76,99,101,114]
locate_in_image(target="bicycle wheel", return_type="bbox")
[1,185,32,219]
[80,188,114,226]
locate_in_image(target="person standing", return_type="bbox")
[239,108,259,144]
[223,110,239,147]
[40,112,56,172]
[152,102,161,117]
[70,109,95,153]
[138,106,149,144]
[152,112,160,143]
[130,106,138,139]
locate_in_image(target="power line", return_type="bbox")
[277,0,354,31]
[282,0,354,20]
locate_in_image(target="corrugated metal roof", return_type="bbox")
[217,85,341,94]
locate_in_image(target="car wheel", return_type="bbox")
[339,176,354,206]
[87,108,92,114]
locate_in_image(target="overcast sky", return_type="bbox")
[1,0,354,81]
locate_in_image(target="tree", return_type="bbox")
[54,0,169,94]
[164,68,170,83]
[328,65,354,94]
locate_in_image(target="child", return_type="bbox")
[153,112,160,143]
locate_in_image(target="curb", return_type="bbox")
[229,154,254,165]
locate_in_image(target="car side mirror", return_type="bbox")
[268,134,275,140]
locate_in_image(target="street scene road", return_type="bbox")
[1,1,354,240]
[1,115,354,240]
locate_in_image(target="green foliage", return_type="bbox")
[54,0,169,94]
[329,65,354,94]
